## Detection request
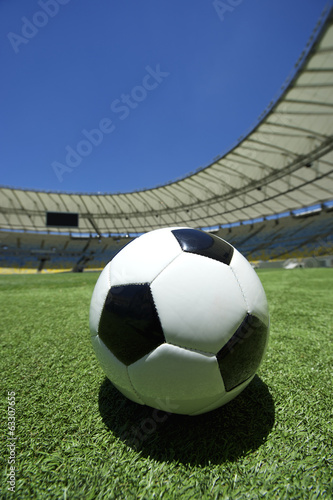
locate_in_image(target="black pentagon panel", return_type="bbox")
[172,228,234,265]
[217,314,268,392]
[98,284,165,366]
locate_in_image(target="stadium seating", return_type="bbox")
[0,209,332,272]
[0,232,133,273]
[217,209,333,262]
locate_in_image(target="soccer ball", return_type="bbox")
[89,227,269,416]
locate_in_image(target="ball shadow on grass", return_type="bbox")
[98,375,275,465]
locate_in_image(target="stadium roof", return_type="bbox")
[1,6,333,236]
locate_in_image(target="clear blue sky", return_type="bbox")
[0,0,331,194]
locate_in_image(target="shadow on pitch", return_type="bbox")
[98,375,275,465]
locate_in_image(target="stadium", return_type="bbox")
[1,3,332,500]
[1,7,333,273]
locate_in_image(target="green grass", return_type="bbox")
[1,268,332,499]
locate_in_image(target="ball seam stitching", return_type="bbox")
[230,264,250,312]
[166,341,216,357]
[126,367,146,405]
[150,252,182,286]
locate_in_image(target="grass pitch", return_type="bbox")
[1,268,332,499]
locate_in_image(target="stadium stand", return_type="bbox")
[0,205,331,272]
[0,232,134,273]
[217,206,333,264]
[0,5,332,272]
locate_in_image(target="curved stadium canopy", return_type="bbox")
[1,6,333,236]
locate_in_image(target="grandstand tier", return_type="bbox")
[0,209,332,272]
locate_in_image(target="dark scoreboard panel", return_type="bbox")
[46,212,79,228]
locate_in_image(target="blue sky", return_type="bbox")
[0,0,331,194]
